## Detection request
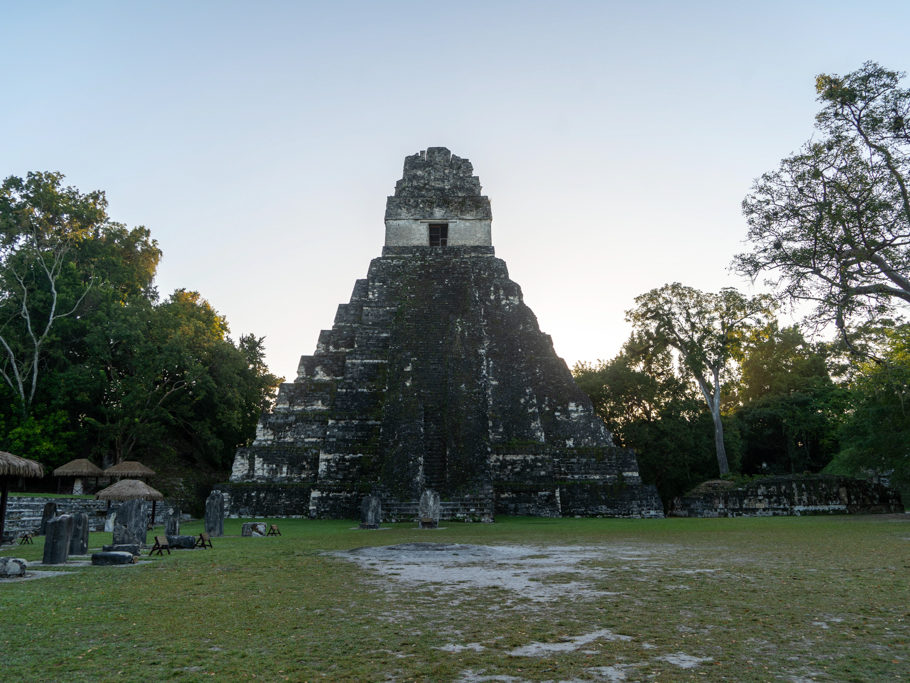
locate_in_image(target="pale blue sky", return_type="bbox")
[2,1,909,377]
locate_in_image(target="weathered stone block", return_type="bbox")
[419,490,440,529]
[241,522,267,537]
[670,475,904,517]
[91,551,135,566]
[0,557,27,577]
[102,543,140,556]
[205,491,224,537]
[166,535,197,549]
[43,514,74,564]
[164,505,180,536]
[69,512,90,555]
[360,495,382,529]
[39,501,57,535]
[112,500,147,547]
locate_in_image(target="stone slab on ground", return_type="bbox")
[241,522,267,537]
[102,543,141,555]
[92,551,136,566]
[166,535,197,549]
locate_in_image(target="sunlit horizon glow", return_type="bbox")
[2,2,908,378]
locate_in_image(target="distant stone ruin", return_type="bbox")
[669,475,904,517]
[220,147,662,521]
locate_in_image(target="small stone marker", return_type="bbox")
[360,495,382,529]
[204,491,225,537]
[43,514,75,564]
[419,489,440,529]
[241,522,267,537]
[164,505,180,536]
[104,509,116,532]
[39,501,57,535]
[166,535,197,549]
[102,543,141,556]
[112,499,148,547]
[91,551,136,566]
[0,557,28,577]
[69,512,90,555]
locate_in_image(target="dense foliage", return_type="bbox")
[826,325,910,494]
[574,321,845,505]
[0,172,281,508]
[625,283,773,475]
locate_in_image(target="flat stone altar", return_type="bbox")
[221,147,662,521]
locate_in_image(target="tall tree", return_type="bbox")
[626,283,772,475]
[735,62,910,353]
[0,172,105,416]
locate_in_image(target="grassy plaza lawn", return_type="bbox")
[1,515,908,681]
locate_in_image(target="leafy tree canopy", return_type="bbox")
[0,172,281,509]
[626,283,773,475]
[735,62,910,353]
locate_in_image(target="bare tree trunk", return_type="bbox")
[0,476,9,543]
[695,368,730,476]
[711,409,729,476]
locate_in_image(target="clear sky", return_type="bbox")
[3,1,909,379]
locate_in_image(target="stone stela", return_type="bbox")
[219,147,663,522]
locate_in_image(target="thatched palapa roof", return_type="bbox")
[103,460,156,478]
[53,458,104,477]
[95,479,164,501]
[0,451,45,478]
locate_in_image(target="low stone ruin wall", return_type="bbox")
[494,482,664,518]
[2,496,170,536]
[2,496,109,535]
[669,475,904,517]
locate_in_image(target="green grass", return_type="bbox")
[1,516,908,681]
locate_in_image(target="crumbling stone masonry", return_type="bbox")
[219,147,663,521]
[669,475,904,517]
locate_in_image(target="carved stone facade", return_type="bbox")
[220,148,662,520]
[384,147,492,248]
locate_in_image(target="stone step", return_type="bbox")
[383,497,494,523]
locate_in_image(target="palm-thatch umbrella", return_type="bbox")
[0,451,45,544]
[103,461,156,480]
[53,458,104,494]
[95,478,165,524]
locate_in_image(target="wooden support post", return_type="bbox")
[0,476,9,544]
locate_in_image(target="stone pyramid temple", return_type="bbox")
[219,147,663,521]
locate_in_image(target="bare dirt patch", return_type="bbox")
[338,542,650,603]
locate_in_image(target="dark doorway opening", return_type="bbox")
[428,223,448,246]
